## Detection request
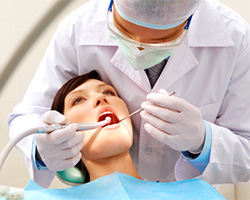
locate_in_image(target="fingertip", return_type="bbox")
[146,93,155,100]
[76,152,82,162]
[141,101,147,109]
[57,115,67,124]
[158,89,169,95]
[144,123,152,132]
[144,123,170,143]
[67,123,78,131]
[76,130,84,135]
[70,152,82,166]
[42,110,67,124]
[140,110,146,118]
[144,123,157,138]
[76,131,85,141]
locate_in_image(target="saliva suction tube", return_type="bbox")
[0,117,111,171]
[38,117,111,133]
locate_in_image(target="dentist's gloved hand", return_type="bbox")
[140,89,205,153]
[35,110,84,171]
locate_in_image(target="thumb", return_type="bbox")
[42,110,66,124]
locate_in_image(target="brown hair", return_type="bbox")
[51,70,102,183]
[51,70,102,114]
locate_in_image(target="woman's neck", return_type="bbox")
[84,151,141,181]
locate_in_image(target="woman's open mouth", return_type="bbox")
[98,111,120,127]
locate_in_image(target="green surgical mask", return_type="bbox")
[113,35,178,70]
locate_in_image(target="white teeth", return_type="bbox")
[100,111,113,116]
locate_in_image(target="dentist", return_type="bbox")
[9,0,250,188]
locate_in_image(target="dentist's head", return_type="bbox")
[107,0,200,70]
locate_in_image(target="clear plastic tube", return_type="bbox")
[0,118,111,171]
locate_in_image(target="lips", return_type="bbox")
[97,107,120,127]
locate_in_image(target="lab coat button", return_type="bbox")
[145,147,153,154]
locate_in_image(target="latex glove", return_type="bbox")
[35,111,84,171]
[140,89,205,153]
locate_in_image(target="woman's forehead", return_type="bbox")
[68,79,113,96]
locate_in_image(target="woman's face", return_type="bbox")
[64,79,133,161]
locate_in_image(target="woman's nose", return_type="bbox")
[94,94,108,107]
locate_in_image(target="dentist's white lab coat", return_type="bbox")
[9,0,250,188]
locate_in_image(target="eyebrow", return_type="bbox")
[97,83,110,88]
[66,89,84,99]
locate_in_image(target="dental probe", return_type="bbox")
[119,108,143,122]
[0,117,111,171]
[119,91,176,122]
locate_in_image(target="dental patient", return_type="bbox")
[24,71,225,200]
[51,70,140,182]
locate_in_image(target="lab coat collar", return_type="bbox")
[78,0,151,92]
[187,0,234,47]
[153,37,199,91]
[110,48,151,93]
[109,39,198,93]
